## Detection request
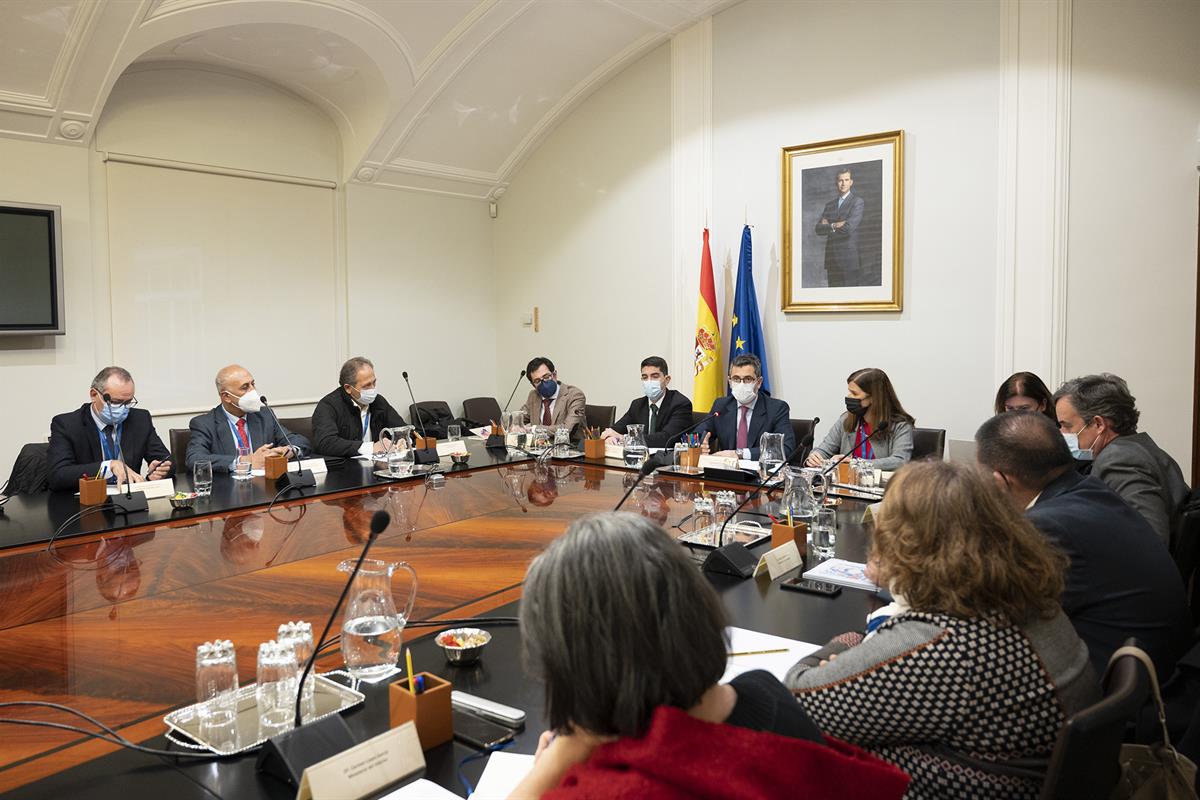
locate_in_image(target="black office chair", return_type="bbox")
[790,418,815,447]
[169,429,191,471]
[278,416,314,444]
[5,442,49,495]
[585,404,615,430]
[462,397,502,426]
[407,401,452,428]
[1039,639,1153,799]
[911,427,946,460]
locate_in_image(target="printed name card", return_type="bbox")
[435,440,469,457]
[753,539,803,581]
[697,454,739,470]
[604,444,625,460]
[296,722,424,800]
[298,458,328,474]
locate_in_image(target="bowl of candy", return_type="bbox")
[169,491,198,510]
[435,628,492,665]
[449,452,471,466]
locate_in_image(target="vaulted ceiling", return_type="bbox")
[0,0,736,199]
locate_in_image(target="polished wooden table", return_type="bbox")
[0,445,874,798]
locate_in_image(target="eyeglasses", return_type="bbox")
[96,393,138,408]
[531,374,556,386]
[728,376,759,385]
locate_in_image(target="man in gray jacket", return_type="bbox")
[1054,373,1190,545]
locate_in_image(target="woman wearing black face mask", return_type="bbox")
[806,368,915,471]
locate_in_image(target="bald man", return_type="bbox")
[185,364,311,472]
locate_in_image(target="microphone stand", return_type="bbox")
[261,397,316,491]
[103,393,148,514]
[634,409,723,476]
[488,370,529,450]
[401,371,440,466]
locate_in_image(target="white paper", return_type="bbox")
[107,478,175,499]
[435,440,469,456]
[469,751,536,800]
[470,426,491,437]
[299,458,328,474]
[721,626,820,684]
[381,779,461,800]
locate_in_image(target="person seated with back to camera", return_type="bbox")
[786,460,1098,799]
[508,511,910,800]
[806,367,914,471]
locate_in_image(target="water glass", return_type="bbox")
[447,424,462,441]
[810,507,838,560]
[195,640,240,753]
[193,460,213,497]
[232,447,252,481]
[672,443,689,472]
[714,490,738,544]
[692,496,715,545]
[277,621,316,721]
[256,640,298,737]
[554,426,570,447]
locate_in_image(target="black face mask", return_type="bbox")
[845,396,866,417]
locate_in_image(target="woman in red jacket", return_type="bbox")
[509,512,909,799]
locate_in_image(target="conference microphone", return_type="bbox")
[502,370,527,412]
[260,396,316,491]
[636,409,723,476]
[400,371,440,466]
[101,392,148,514]
[258,510,390,786]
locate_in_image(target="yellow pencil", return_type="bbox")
[406,648,415,693]
[727,648,789,657]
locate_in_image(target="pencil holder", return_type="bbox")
[583,439,605,459]
[79,476,107,506]
[771,522,806,556]
[389,672,452,750]
[263,453,288,480]
[415,435,438,450]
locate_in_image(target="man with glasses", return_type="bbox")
[186,364,310,472]
[521,356,587,441]
[697,354,795,460]
[46,366,172,491]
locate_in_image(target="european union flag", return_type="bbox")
[730,225,771,393]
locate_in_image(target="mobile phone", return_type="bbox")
[451,690,526,728]
[453,708,515,750]
[780,578,842,597]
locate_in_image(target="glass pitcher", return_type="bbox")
[781,467,820,527]
[758,432,786,481]
[381,426,415,477]
[623,424,648,467]
[338,559,418,680]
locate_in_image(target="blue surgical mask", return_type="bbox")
[1063,423,1095,461]
[536,378,558,400]
[642,380,664,401]
[98,403,130,426]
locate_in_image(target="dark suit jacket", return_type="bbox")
[311,387,408,458]
[186,406,312,473]
[47,404,171,491]
[694,393,796,461]
[1027,469,1193,679]
[612,389,694,449]
[1093,432,1191,546]
[815,192,864,276]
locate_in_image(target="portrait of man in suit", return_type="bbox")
[800,160,884,289]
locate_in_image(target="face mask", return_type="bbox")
[1063,424,1095,461]
[98,402,130,426]
[536,378,558,400]
[731,382,757,405]
[845,396,866,417]
[235,389,263,414]
[357,388,378,406]
[642,380,664,401]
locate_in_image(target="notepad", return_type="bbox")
[381,779,460,800]
[721,626,820,684]
[469,751,536,799]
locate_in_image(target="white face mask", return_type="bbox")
[357,388,378,406]
[1062,428,1095,461]
[731,382,757,406]
[236,389,263,414]
[642,380,664,401]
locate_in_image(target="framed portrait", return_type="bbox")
[781,130,903,312]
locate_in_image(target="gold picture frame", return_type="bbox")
[781,130,904,312]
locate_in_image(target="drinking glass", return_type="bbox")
[554,426,570,447]
[276,621,315,721]
[232,447,252,481]
[195,640,239,753]
[810,507,838,560]
[714,490,738,544]
[256,640,298,737]
[193,460,213,497]
[672,442,689,472]
[692,496,715,545]
[447,424,462,441]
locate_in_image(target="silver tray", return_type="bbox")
[163,673,364,756]
[372,465,439,480]
[677,521,772,550]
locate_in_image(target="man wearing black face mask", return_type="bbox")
[522,356,587,441]
[46,366,172,491]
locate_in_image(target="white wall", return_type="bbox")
[492,44,672,409]
[1064,0,1200,470]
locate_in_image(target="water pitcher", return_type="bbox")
[623,424,648,467]
[338,559,418,680]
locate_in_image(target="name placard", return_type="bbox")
[435,440,469,457]
[698,454,739,471]
[753,539,803,581]
[296,722,424,800]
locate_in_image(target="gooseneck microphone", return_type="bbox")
[102,392,148,514]
[635,409,723,476]
[260,396,316,490]
[715,440,806,545]
[401,371,439,465]
[502,370,528,413]
[294,509,390,727]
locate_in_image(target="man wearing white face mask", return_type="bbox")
[185,364,311,473]
[602,357,693,448]
[696,354,795,460]
[311,356,409,458]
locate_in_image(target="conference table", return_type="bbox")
[0,440,876,798]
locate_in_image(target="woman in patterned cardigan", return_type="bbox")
[786,460,1100,799]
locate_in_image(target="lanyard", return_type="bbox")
[362,410,371,439]
[99,422,124,461]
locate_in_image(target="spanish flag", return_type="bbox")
[693,228,722,410]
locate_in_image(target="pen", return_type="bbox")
[406,648,415,693]
[727,648,789,657]
[415,674,425,694]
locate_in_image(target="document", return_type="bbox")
[721,626,820,684]
[381,779,460,800]
[469,751,536,799]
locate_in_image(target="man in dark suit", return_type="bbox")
[47,366,172,491]
[976,411,1193,679]
[1054,373,1190,545]
[814,167,865,287]
[186,364,311,473]
[311,356,408,458]
[600,356,693,449]
[696,354,795,461]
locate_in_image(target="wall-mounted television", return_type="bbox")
[0,202,64,336]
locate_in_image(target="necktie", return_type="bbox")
[236,418,249,449]
[542,399,552,426]
[838,195,845,208]
[736,406,749,451]
[102,425,116,461]
[648,404,658,434]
